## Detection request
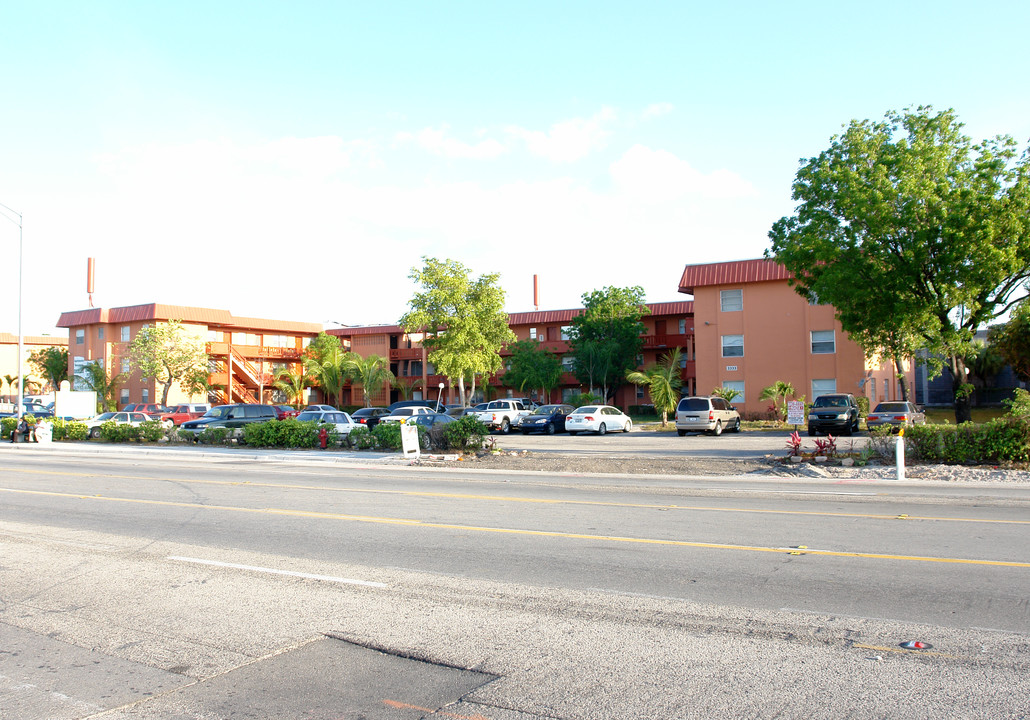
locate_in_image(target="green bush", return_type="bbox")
[371,421,404,450]
[441,416,489,451]
[197,427,232,445]
[1,417,16,439]
[59,421,89,441]
[856,396,870,418]
[349,425,376,449]
[1004,388,1030,419]
[243,419,320,448]
[905,419,1030,464]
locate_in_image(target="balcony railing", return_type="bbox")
[206,342,303,360]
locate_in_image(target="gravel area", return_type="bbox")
[447,450,1030,483]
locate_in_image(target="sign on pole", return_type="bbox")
[786,401,806,427]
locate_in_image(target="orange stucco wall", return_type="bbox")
[692,281,870,414]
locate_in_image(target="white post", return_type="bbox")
[896,431,906,482]
[0,203,23,419]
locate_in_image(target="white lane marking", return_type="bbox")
[168,556,387,588]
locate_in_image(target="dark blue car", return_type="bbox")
[517,404,575,435]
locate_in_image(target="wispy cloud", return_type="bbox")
[395,126,508,159]
[506,107,617,163]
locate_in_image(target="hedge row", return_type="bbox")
[903,418,1030,464]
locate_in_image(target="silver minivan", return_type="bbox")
[675,396,741,436]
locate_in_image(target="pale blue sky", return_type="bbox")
[2,1,1028,335]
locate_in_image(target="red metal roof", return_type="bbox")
[0,333,68,346]
[56,303,322,334]
[678,259,791,294]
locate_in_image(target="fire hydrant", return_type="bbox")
[318,427,328,449]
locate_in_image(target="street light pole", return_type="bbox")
[0,202,23,419]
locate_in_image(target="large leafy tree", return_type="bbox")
[78,361,122,412]
[768,107,1030,422]
[567,286,649,402]
[400,257,516,407]
[345,352,395,407]
[304,332,350,408]
[626,347,683,426]
[128,320,210,406]
[28,346,69,391]
[989,299,1030,381]
[502,340,564,402]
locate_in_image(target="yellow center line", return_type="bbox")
[2,487,1028,568]
[3,466,1028,526]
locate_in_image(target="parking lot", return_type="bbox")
[490,426,872,460]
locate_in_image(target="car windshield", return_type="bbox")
[573,406,598,414]
[94,412,116,421]
[533,405,561,415]
[203,406,231,419]
[813,396,846,408]
[296,412,321,421]
[874,403,910,413]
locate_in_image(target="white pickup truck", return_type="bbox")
[475,399,533,434]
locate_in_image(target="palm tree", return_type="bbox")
[626,348,683,427]
[273,368,311,407]
[1,374,12,401]
[390,376,423,402]
[78,361,123,413]
[304,340,349,408]
[345,353,395,407]
[759,380,796,421]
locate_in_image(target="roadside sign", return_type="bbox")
[787,401,805,426]
[400,423,421,460]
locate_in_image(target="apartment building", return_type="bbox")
[679,258,913,414]
[0,333,69,399]
[57,304,322,407]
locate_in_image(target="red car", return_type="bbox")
[274,405,301,420]
[158,403,211,427]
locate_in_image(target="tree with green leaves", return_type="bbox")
[345,352,395,407]
[758,380,796,421]
[304,333,350,408]
[390,375,423,401]
[989,299,1030,381]
[626,347,683,427]
[501,340,564,403]
[78,361,123,412]
[28,346,69,392]
[400,257,516,407]
[567,286,649,402]
[273,367,311,407]
[128,320,210,406]
[768,106,1030,422]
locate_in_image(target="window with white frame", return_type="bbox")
[529,327,537,340]
[75,329,84,345]
[884,378,889,401]
[121,359,130,373]
[678,318,687,334]
[120,326,130,342]
[722,381,745,403]
[119,389,130,405]
[812,379,837,399]
[811,330,835,354]
[561,355,574,369]
[721,334,744,357]
[720,289,743,312]
[141,389,149,402]
[97,327,104,340]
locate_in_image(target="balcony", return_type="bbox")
[641,334,692,349]
[206,342,303,361]
[390,347,423,361]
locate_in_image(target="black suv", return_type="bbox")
[808,394,860,436]
[180,403,278,436]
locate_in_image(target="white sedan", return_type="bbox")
[565,405,633,435]
[84,411,151,439]
[296,410,359,438]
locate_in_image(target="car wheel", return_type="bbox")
[500,419,510,434]
[89,427,100,439]
[731,418,741,433]
[597,423,607,436]
[677,429,687,437]
[569,431,578,436]
[711,420,723,436]
[808,426,817,437]
[843,421,853,436]
[546,423,555,435]
[623,420,632,433]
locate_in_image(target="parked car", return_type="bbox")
[866,401,926,432]
[271,405,300,420]
[566,405,633,435]
[387,399,445,413]
[475,398,533,433]
[808,393,861,436]
[296,409,359,438]
[0,402,54,419]
[518,404,575,435]
[302,404,338,413]
[675,396,741,436]
[123,403,171,419]
[180,403,279,436]
[158,403,210,427]
[84,411,150,439]
[405,412,456,429]
[351,407,390,430]
[379,406,436,424]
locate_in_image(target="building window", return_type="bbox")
[884,378,890,401]
[561,326,572,341]
[529,327,537,340]
[98,328,104,340]
[720,289,743,312]
[812,379,837,399]
[722,381,745,403]
[75,329,84,345]
[141,389,149,402]
[721,335,744,358]
[811,330,835,354]
[120,389,130,405]
[678,319,686,334]
[636,385,645,399]
[561,355,574,369]
[120,326,130,342]
[121,359,130,373]
[869,378,876,404]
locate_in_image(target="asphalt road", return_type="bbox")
[1,443,1028,719]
